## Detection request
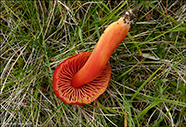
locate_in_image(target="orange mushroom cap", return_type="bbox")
[53,52,111,105]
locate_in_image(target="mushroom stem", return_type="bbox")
[71,17,131,88]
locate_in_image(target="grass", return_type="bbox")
[0,0,186,126]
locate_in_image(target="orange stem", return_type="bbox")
[71,17,130,88]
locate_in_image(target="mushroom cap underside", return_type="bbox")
[53,52,111,105]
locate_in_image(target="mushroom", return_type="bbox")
[53,8,138,105]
